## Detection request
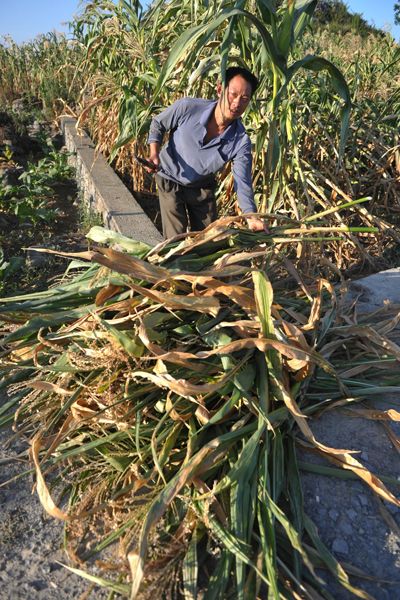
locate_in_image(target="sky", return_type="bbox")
[0,0,81,43]
[0,0,399,44]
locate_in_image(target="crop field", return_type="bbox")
[0,1,400,599]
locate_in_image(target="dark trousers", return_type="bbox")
[155,174,217,239]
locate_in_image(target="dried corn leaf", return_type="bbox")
[342,407,400,422]
[26,381,73,396]
[30,435,69,521]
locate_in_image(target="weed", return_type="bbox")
[77,196,104,233]
[0,146,16,165]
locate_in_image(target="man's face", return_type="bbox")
[218,75,252,121]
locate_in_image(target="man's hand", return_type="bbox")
[148,142,161,173]
[146,154,159,173]
[246,216,269,233]
[135,155,159,172]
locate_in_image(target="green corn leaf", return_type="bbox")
[51,430,134,462]
[293,0,318,43]
[256,500,280,599]
[298,461,400,488]
[233,362,256,393]
[183,526,198,600]
[303,197,372,222]
[97,449,133,472]
[277,0,295,57]
[203,550,232,600]
[255,0,277,27]
[110,87,138,160]
[2,308,96,344]
[213,425,264,495]
[286,438,305,579]
[207,515,272,589]
[152,7,285,102]
[285,55,352,157]
[61,564,129,595]
[272,430,284,503]
[252,270,274,339]
[86,226,152,256]
[100,319,145,357]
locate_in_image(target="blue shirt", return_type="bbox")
[148,97,256,214]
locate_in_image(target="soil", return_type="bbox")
[1,116,400,599]
[299,406,400,600]
[0,427,109,600]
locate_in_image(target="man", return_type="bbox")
[146,66,266,238]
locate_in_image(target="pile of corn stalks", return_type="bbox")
[1,219,400,599]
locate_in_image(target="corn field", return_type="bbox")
[1,1,399,274]
[0,32,81,118]
[68,0,400,276]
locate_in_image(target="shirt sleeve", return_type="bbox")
[148,98,187,144]
[232,136,257,214]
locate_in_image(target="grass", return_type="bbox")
[77,194,104,233]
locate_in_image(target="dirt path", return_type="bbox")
[299,276,400,599]
[300,407,400,599]
[0,426,109,600]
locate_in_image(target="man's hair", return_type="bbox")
[224,66,259,96]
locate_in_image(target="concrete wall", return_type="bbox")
[60,117,162,247]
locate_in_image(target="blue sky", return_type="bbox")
[0,0,81,43]
[1,1,399,43]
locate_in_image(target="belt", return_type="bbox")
[183,177,216,189]
[156,173,216,190]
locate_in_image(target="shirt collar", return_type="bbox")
[199,100,217,127]
[199,100,239,141]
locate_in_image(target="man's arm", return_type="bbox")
[147,98,187,169]
[232,138,267,232]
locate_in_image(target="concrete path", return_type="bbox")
[61,117,162,247]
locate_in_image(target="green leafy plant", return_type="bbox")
[0,145,74,224]
[0,146,16,164]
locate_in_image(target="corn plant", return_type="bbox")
[143,1,351,211]
[71,0,211,180]
[0,246,24,294]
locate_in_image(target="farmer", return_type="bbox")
[146,66,266,238]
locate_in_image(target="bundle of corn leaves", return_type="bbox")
[1,217,399,600]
